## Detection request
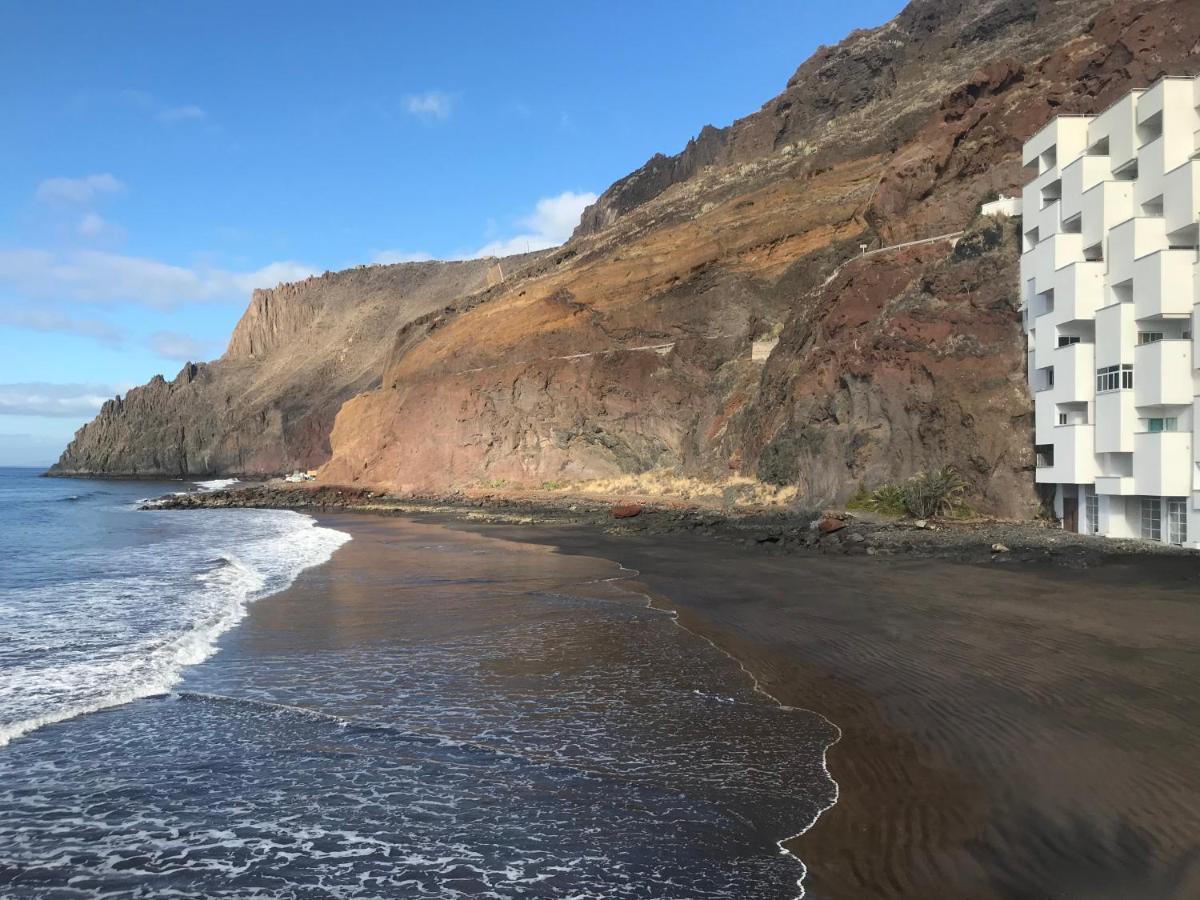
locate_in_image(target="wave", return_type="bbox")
[195,478,241,492]
[0,512,349,749]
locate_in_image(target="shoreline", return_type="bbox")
[601,556,844,899]
[149,485,1200,897]
[426,515,1200,898]
[155,481,1200,571]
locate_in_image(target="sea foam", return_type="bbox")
[0,507,348,748]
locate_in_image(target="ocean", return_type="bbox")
[0,467,838,898]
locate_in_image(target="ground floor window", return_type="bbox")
[1168,498,1188,545]
[1085,494,1099,534]
[1141,498,1162,541]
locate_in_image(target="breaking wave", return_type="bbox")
[0,507,348,748]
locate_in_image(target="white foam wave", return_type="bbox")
[195,478,241,492]
[0,510,349,748]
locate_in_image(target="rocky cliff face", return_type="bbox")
[53,0,1200,514]
[50,259,514,477]
[319,0,1198,514]
[573,0,1114,238]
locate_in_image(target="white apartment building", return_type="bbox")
[1020,75,1200,548]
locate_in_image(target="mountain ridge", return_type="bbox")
[51,0,1200,520]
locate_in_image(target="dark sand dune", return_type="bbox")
[463,524,1200,899]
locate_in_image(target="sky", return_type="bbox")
[0,0,906,465]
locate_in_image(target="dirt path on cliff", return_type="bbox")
[437,519,1200,900]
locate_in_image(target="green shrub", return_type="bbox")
[852,467,967,518]
[901,466,967,518]
[846,485,874,511]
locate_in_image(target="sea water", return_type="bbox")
[0,468,838,898]
[0,468,348,748]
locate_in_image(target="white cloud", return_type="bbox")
[77,211,125,242]
[404,91,454,121]
[0,382,120,418]
[115,90,208,127]
[146,330,213,362]
[0,249,316,309]
[474,190,597,258]
[36,174,124,205]
[158,104,206,124]
[0,307,122,345]
[371,250,434,265]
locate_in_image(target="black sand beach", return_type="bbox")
[443,517,1200,899]
[146,486,1200,897]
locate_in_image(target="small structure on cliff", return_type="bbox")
[981,194,1022,217]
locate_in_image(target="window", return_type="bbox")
[1096,364,1133,392]
[1141,498,1162,542]
[1058,413,1068,425]
[1168,499,1188,545]
[1085,494,1099,534]
[1138,332,1164,344]
[1035,445,1055,468]
[1046,367,1055,388]
[1058,335,1081,347]
[1147,418,1178,433]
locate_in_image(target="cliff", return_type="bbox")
[53,0,1200,515]
[319,0,1198,514]
[50,259,522,477]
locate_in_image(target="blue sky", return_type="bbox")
[0,0,905,465]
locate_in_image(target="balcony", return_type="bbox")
[1088,92,1140,173]
[1053,261,1104,323]
[1037,198,1062,240]
[1094,301,1135,369]
[1164,159,1200,234]
[1053,342,1094,402]
[1034,388,1058,444]
[1107,217,1167,286]
[1134,339,1192,406]
[1060,156,1111,221]
[1030,233,1084,295]
[1133,249,1196,319]
[1023,116,1092,175]
[1081,180,1134,250]
[1052,424,1098,484]
[1095,475,1136,496]
[1033,312,1058,361]
[1095,389,1136,453]
[1135,135,1167,206]
[1134,430,1192,496]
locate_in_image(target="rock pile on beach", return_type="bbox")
[149,483,1198,571]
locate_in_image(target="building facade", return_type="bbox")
[1020,75,1200,547]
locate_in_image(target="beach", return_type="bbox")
[1,508,836,898]
[445,515,1200,899]
[7,481,1198,898]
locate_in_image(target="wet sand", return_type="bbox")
[428,518,1200,899]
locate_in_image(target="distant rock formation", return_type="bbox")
[50,260,518,477]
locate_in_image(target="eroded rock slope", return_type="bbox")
[51,259,519,477]
[54,0,1199,515]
